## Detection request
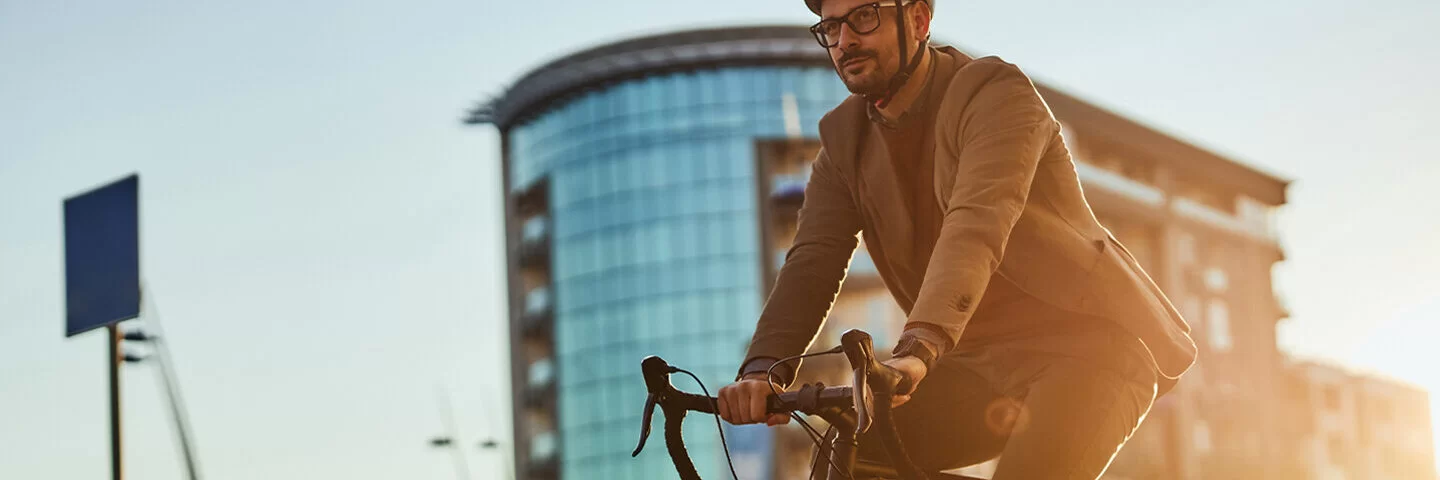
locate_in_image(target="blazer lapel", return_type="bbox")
[821,46,974,276]
[854,47,969,270]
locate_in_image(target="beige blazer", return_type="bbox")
[743,46,1197,386]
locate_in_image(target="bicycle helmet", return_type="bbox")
[805,0,932,15]
[806,0,932,108]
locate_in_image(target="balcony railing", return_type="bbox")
[514,178,549,216]
[519,235,552,269]
[524,380,557,409]
[522,304,553,338]
[1074,161,1166,207]
[1172,198,1276,243]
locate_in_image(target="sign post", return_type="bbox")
[108,324,123,480]
[63,174,141,480]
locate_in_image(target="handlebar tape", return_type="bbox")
[873,393,929,480]
[663,406,703,480]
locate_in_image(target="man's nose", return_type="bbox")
[836,23,862,51]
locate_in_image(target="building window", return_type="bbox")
[867,296,896,348]
[523,216,548,242]
[1176,232,1197,266]
[532,430,558,461]
[1324,387,1342,410]
[529,357,555,388]
[1181,294,1203,329]
[1192,421,1213,454]
[1375,400,1392,423]
[1207,299,1232,352]
[1327,434,1345,465]
[1236,195,1277,238]
[526,287,551,314]
[1204,266,1229,293]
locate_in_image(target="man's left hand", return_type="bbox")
[882,356,928,407]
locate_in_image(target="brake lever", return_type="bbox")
[843,329,879,434]
[852,366,875,434]
[631,393,659,457]
[635,355,673,458]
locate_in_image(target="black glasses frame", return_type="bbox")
[808,0,912,48]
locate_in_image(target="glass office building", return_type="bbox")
[470,26,854,480]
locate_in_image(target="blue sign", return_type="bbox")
[63,174,140,337]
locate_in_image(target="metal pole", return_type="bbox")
[477,392,516,480]
[108,323,123,480]
[155,336,201,480]
[141,285,202,480]
[439,387,472,480]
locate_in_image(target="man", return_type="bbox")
[715,0,1199,478]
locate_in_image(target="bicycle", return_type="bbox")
[632,329,984,480]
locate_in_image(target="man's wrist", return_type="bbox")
[736,357,793,385]
[741,372,773,382]
[892,336,938,372]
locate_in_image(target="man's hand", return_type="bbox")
[717,374,791,427]
[883,356,929,407]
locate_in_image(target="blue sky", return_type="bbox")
[2,1,1437,478]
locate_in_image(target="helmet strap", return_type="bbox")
[866,1,927,109]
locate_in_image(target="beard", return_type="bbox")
[835,48,891,96]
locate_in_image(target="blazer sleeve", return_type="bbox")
[900,60,1058,356]
[738,146,863,387]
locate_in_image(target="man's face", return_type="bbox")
[817,0,930,96]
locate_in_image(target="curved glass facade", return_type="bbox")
[508,66,850,479]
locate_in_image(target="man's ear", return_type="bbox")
[908,3,933,43]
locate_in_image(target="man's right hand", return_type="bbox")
[717,375,791,426]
